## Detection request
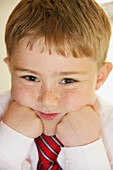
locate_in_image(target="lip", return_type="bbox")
[36,111,59,120]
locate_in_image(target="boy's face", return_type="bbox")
[8,38,99,135]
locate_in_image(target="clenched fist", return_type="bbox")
[56,102,100,147]
[3,101,43,138]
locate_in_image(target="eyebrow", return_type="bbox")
[14,66,87,75]
[14,66,40,75]
[56,71,87,76]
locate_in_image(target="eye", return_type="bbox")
[22,75,39,82]
[61,78,78,84]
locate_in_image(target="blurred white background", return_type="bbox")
[0,0,20,95]
[0,0,113,104]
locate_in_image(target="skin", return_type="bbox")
[3,37,112,147]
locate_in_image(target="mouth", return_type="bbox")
[36,111,60,120]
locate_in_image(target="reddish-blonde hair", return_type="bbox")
[5,0,112,67]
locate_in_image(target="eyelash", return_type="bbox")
[60,78,79,85]
[21,76,79,85]
[21,75,39,82]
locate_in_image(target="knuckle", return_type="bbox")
[56,122,63,133]
[37,119,43,133]
[38,128,43,136]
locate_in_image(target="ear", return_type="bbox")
[4,57,11,73]
[96,62,113,90]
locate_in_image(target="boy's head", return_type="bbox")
[4,0,112,135]
[5,0,111,68]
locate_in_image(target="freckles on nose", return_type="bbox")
[38,88,60,104]
[47,90,59,103]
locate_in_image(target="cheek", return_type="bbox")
[11,84,36,106]
[61,89,96,112]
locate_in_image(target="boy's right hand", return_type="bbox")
[3,101,43,138]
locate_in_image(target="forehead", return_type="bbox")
[14,36,72,57]
[11,37,97,74]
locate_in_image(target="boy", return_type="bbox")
[0,0,113,169]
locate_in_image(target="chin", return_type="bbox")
[43,129,55,136]
[42,119,58,136]
[43,124,56,136]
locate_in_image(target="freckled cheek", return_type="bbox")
[11,84,36,107]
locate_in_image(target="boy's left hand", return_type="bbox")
[56,102,100,147]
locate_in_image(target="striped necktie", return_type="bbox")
[35,133,63,170]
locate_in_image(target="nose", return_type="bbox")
[37,87,60,110]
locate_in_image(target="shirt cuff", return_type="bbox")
[0,121,34,166]
[58,138,111,170]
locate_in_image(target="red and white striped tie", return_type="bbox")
[35,133,63,170]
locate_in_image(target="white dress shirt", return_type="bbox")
[0,92,113,170]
